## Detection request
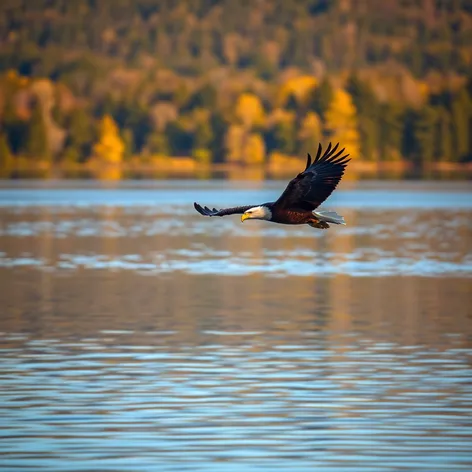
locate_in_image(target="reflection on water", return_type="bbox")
[0,181,471,471]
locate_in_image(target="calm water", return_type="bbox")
[0,180,471,471]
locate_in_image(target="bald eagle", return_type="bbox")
[194,142,350,229]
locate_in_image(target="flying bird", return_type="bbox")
[194,142,350,229]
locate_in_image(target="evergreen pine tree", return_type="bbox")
[147,132,169,156]
[285,93,299,113]
[451,89,471,160]
[307,77,333,120]
[182,84,217,112]
[64,107,94,162]
[357,117,379,161]
[413,106,438,166]
[194,119,214,151]
[272,119,296,155]
[209,112,228,164]
[26,101,50,161]
[437,107,453,162]
[122,128,135,160]
[346,75,377,112]
[0,133,13,171]
[166,121,193,156]
[379,103,404,161]
[3,95,28,155]
[346,75,380,161]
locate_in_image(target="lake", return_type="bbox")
[0,180,471,471]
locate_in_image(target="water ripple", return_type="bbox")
[1,182,472,471]
[0,251,470,277]
[1,334,472,471]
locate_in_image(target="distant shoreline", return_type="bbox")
[2,158,471,180]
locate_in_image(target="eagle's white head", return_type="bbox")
[241,206,272,222]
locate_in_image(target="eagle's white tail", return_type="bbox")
[313,210,346,225]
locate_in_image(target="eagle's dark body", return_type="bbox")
[270,207,318,225]
[194,143,350,229]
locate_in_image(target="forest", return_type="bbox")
[0,0,471,176]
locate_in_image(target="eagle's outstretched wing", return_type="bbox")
[194,202,254,217]
[275,142,350,211]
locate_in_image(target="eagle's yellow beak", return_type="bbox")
[241,213,249,222]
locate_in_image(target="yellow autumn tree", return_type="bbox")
[279,75,317,107]
[243,133,265,165]
[93,115,124,164]
[235,93,265,129]
[225,124,245,163]
[324,89,360,159]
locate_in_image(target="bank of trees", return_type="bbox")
[0,0,471,169]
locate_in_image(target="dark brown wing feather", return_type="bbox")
[194,202,255,217]
[275,142,350,211]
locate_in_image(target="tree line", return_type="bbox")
[0,0,471,170]
[1,70,471,169]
